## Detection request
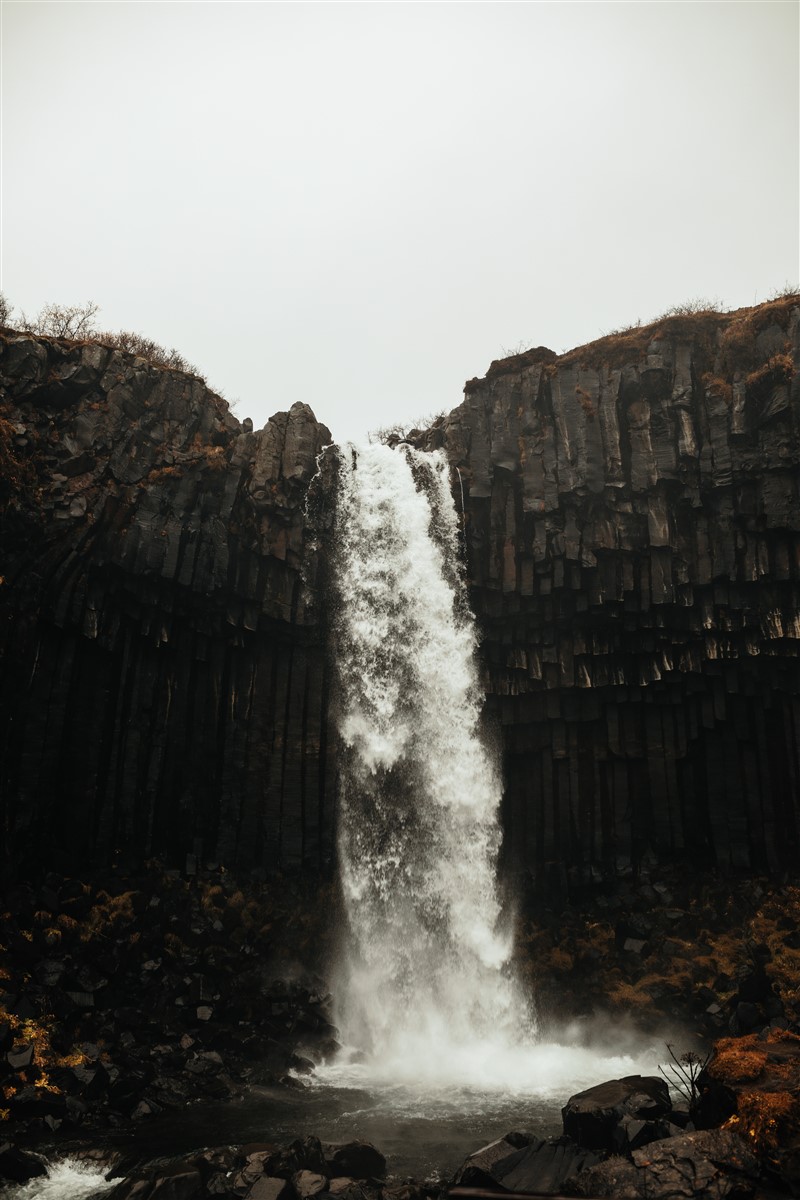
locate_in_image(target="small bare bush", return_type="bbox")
[21,300,100,339]
[369,410,448,445]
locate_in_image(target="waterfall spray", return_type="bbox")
[331,442,536,1085]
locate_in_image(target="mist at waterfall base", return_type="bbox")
[319,441,658,1115]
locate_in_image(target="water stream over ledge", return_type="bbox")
[332,442,535,1079]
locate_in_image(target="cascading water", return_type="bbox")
[321,441,658,1109]
[330,442,535,1086]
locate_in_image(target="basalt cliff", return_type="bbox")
[2,296,799,883]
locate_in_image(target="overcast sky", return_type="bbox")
[3,1,798,444]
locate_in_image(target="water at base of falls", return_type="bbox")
[5,1158,116,1199]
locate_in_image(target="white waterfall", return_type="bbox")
[330,441,537,1085]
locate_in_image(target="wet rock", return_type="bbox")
[452,1135,529,1188]
[325,1142,387,1180]
[293,1169,328,1197]
[266,1137,328,1180]
[612,1115,676,1154]
[0,1142,47,1183]
[246,1180,291,1200]
[327,1178,356,1195]
[382,1186,425,1200]
[562,1075,671,1151]
[107,1162,204,1200]
[492,1136,600,1193]
[631,1129,757,1198]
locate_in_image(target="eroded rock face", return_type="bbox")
[2,297,799,882]
[0,332,335,875]
[414,298,800,883]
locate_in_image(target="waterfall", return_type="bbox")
[331,441,536,1085]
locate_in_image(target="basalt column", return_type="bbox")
[415,298,800,884]
[0,332,336,875]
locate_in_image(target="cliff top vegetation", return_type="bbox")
[0,294,213,388]
[475,287,800,388]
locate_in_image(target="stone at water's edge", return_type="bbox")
[452,1133,532,1188]
[561,1075,671,1151]
[323,1143,387,1180]
[0,1143,46,1183]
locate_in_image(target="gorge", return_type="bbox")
[1,296,800,1197]
[1,295,798,884]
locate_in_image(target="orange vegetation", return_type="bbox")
[724,1090,799,1158]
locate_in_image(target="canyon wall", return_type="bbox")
[415,297,800,885]
[2,297,799,883]
[0,334,335,875]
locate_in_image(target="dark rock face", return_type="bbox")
[415,298,800,881]
[0,333,335,875]
[2,297,800,881]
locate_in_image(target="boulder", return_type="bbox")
[293,1170,328,1197]
[612,1116,677,1155]
[491,1136,600,1193]
[0,1142,46,1183]
[567,1130,759,1198]
[106,1163,204,1200]
[246,1180,290,1200]
[452,1134,533,1188]
[266,1137,328,1180]
[325,1142,387,1180]
[562,1075,671,1150]
[631,1129,758,1198]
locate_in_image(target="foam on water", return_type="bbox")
[3,1157,115,1199]
[313,1039,656,1106]
[331,442,644,1096]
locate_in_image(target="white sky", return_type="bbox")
[2,1,798,444]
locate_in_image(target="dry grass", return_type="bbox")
[724,1090,799,1158]
[719,293,799,374]
[81,890,136,940]
[709,1035,769,1083]
[744,352,794,397]
[575,386,596,420]
[702,373,734,405]
[605,978,657,1013]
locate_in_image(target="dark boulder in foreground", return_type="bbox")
[562,1074,671,1151]
[566,1129,759,1199]
[0,1142,46,1184]
[453,1132,600,1194]
[452,1133,534,1187]
[324,1142,387,1181]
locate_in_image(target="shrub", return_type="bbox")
[2,295,207,382]
[20,299,100,339]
